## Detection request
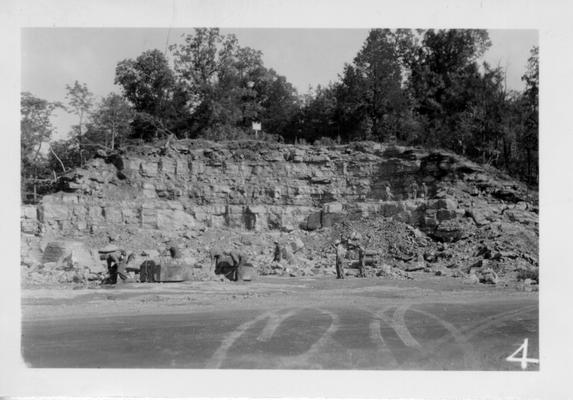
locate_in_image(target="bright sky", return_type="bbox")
[21,28,538,140]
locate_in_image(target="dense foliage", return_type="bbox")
[21,28,539,203]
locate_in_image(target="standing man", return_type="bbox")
[273,240,282,262]
[421,182,428,199]
[385,184,394,201]
[358,245,366,278]
[410,181,419,199]
[333,240,346,279]
[229,250,246,282]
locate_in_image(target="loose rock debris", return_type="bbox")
[20,140,538,290]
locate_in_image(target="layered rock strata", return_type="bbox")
[20,140,538,281]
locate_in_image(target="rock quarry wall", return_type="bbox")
[20,139,538,282]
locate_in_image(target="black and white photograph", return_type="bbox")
[2,0,573,398]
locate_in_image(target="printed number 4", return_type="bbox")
[506,338,539,369]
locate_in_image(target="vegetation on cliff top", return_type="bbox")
[21,29,538,203]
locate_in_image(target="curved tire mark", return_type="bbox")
[256,309,298,342]
[273,307,340,369]
[206,311,273,369]
[304,308,340,357]
[409,307,480,369]
[463,305,537,340]
[388,304,422,349]
[369,306,399,367]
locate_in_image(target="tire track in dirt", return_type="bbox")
[256,309,298,342]
[369,306,399,368]
[408,307,479,369]
[206,311,274,368]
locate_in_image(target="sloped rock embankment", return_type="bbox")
[20,140,538,288]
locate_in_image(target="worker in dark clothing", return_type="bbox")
[273,240,281,262]
[228,251,245,282]
[333,240,346,279]
[169,245,181,259]
[213,250,245,282]
[104,250,127,284]
[421,182,428,198]
[358,245,366,278]
[410,181,419,199]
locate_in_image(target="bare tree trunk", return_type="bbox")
[111,120,116,150]
[78,111,84,166]
[49,144,66,172]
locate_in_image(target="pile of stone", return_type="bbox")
[21,240,106,285]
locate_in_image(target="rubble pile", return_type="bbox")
[20,139,538,288]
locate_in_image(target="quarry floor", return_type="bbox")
[21,275,539,370]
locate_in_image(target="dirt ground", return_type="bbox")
[21,274,539,370]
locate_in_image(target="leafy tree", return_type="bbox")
[90,93,134,150]
[169,28,224,135]
[65,81,94,165]
[295,84,339,143]
[354,29,410,141]
[170,28,300,138]
[20,92,62,202]
[256,68,300,137]
[333,29,418,143]
[115,49,177,140]
[408,29,492,147]
[519,46,539,183]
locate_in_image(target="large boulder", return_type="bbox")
[42,240,106,276]
[431,220,465,242]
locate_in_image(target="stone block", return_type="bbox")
[121,207,139,225]
[156,261,195,282]
[424,216,439,228]
[87,206,104,222]
[21,205,38,220]
[70,205,87,218]
[323,202,343,213]
[380,201,404,217]
[290,149,306,162]
[247,205,267,215]
[124,158,142,173]
[188,161,205,176]
[433,220,464,242]
[321,212,343,228]
[468,208,489,226]
[21,219,40,235]
[209,215,226,228]
[175,159,189,178]
[159,158,176,175]
[505,210,537,225]
[141,206,158,229]
[303,211,322,231]
[225,205,245,229]
[437,198,458,210]
[40,202,69,222]
[437,209,457,222]
[61,194,79,204]
[143,183,156,198]
[157,209,196,230]
[264,151,285,162]
[353,202,381,216]
[103,206,122,223]
[140,161,158,177]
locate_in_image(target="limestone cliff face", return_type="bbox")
[21,139,536,248]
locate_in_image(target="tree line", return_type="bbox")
[21,28,538,203]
